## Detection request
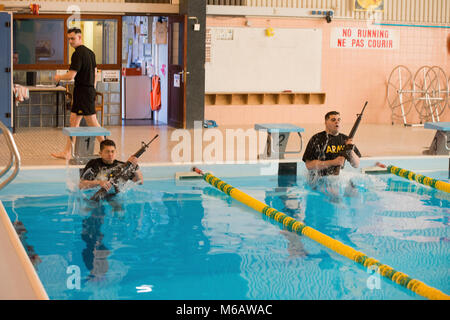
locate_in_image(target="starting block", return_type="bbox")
[63,126,111,165]
[255,123,304,159]
[423,122,450,155]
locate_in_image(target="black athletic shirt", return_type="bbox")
[302,131,361,176]
[80,158,139,182]
[70,45,96,88]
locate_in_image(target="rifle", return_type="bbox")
[333,101,367,174]
[90,134,159,201]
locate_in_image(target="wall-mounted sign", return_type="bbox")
[155,21,167,44]
[174,74,180,88]
[215,28,234,41]
[102,70,120,83]
[330,27,399,50]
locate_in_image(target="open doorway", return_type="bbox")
[121,15,169,126]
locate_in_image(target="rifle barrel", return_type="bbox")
[90,134,159,201]
[348,101,368,139]
[133,134,159,158]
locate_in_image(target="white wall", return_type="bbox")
[152,17,168,124]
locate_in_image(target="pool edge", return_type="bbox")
[0,201,49,300]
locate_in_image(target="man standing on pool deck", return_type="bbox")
[51,27,104,160]
[302,111,361,177]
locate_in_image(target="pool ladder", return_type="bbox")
[0,120,20,191]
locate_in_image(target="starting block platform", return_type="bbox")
[423,122,450,155]
[63,126,111,165]
[254,123,304,159]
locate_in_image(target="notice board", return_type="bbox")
[205,27,322,93]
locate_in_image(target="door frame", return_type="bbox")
[167,14,187,129]
[0,12,13,131]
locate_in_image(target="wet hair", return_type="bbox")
[67,27,82,35]
[100,139,116,151]
[325,111,340,120]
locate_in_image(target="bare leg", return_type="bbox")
[51,113,83,160]
[84,114,105,144]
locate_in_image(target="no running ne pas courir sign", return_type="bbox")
[330,27,399,50]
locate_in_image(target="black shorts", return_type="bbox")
[72,86,96,116]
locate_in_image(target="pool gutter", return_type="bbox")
[0,201,49,300]
[15,155,450,180]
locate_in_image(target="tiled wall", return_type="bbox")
[205,16,450,126]
[96,81,122,126]
[13,70,121,128]
[15,90,67,128]
[14,70,68,128]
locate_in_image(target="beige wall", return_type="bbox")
[205,16,449,126]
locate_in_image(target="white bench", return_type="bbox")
[63,126,111,165]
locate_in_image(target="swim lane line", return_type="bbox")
[387,165,450,194]
[194,167,449,300]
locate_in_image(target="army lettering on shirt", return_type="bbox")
[302,131,361,176]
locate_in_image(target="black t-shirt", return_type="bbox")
[302,131,361,176]
[70,45,96,87]
[80,158,139,182]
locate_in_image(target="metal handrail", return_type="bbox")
[0,121,21,191]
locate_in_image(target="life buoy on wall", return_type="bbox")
[150,75,161,111]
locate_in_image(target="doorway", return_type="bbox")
[122,16,157,125]
[121,16,186,128]
[121,15,186,128]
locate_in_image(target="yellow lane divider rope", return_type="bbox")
[193,167,449,300]
[376,163,450,194]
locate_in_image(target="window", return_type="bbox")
[13,15,121,69]
[14,19,65,65]
[68,19,118,65]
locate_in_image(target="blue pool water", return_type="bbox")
[0,168,449,300]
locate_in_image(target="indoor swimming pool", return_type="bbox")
[0,163,448,300]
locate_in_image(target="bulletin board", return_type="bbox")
[205,27,322,93]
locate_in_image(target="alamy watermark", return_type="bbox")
[66,265,81,290]
[67,5,81,29]
[366,265,381,290]
[170,121,281,175]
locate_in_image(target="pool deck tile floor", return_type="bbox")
[0,123,443,167]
